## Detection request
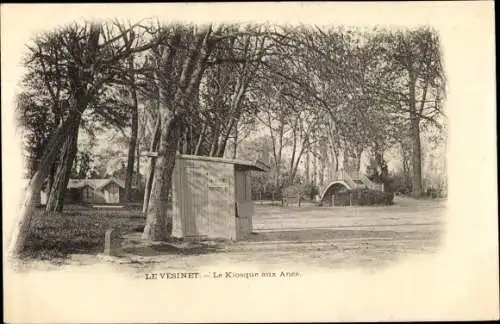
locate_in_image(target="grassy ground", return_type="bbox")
[16,196,445,272]
[21,206,145,260]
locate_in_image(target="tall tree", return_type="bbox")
[124,55,140,201]
[10,20,155,255]
[142,24,218,241]
[373,27,445,196]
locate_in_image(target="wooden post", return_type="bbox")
[104,228,123,256]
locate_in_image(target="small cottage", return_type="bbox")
[66,178,141,204]
[171,154,269,241]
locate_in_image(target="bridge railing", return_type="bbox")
[359,174,384,191]
[318,170,384,201]
[335,170,359,181]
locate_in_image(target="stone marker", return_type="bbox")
[104,228,123,256]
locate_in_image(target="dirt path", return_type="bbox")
[13,197,445,275]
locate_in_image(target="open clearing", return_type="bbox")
[14,197,446,274]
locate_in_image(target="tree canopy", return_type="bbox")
[12,20,446,254]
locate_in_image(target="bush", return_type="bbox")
[385,173,412,195]
[358,188,393,206]
[301,183,319,200]
[425,187,444,198]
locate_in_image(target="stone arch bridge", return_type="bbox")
[318,170,384,204]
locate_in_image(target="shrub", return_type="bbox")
[385,173,412,195]
[301,183,319,200]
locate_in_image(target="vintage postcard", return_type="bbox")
[2,2,498,323]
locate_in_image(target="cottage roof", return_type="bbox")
[67,178,137,190]
[176,154,270,172]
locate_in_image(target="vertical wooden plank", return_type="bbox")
[245,171,251,201]
[203,159,210,236]
[205,160,214,237]
[180,157,187,235]
[227,164,235,240]
[185,160,195,236]
[233,167,239,239]
[184,159,209,237]
[204,162,233,240]
[234,170,255,240]
[171,158,178,235]
[246,171,253,234]
[181,157,190,236]
[179,157,187,235]
[235,169,242,240]
[206,161,229,239]
[235,169,246,202]
[171,156,182,237]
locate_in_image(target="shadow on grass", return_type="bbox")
[20,244,104,262]
[20,208,146,263]
[122,242,220,257]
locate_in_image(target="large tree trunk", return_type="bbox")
[409,74,423,197]
[45,105,64,194]
[142,113,183,241]
[125,75,139,202]
[319,144,326,187]
[9,116,75,256]
[289,142,307,186]
[232,125,238,159]
[142,26,214,239]
[142,72,163,214]
[311,143,317,186]
[333,147,339,173]
[45,163,57,196]
[194,123,207,155]
[410,115,423,196]
[305,150,310,184]
[354,146,363,174]
[208,125,220,157]
[136,143,140,187]
[142,118,161,214]
[400,140,412,193]
[216,129,231,158]
[45,113,81,212]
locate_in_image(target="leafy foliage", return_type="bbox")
[334,188,394,206]
[18,22,446,202]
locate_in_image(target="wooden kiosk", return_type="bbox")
[171,154,269,241]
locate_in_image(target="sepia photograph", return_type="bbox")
[2,2,498,323]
